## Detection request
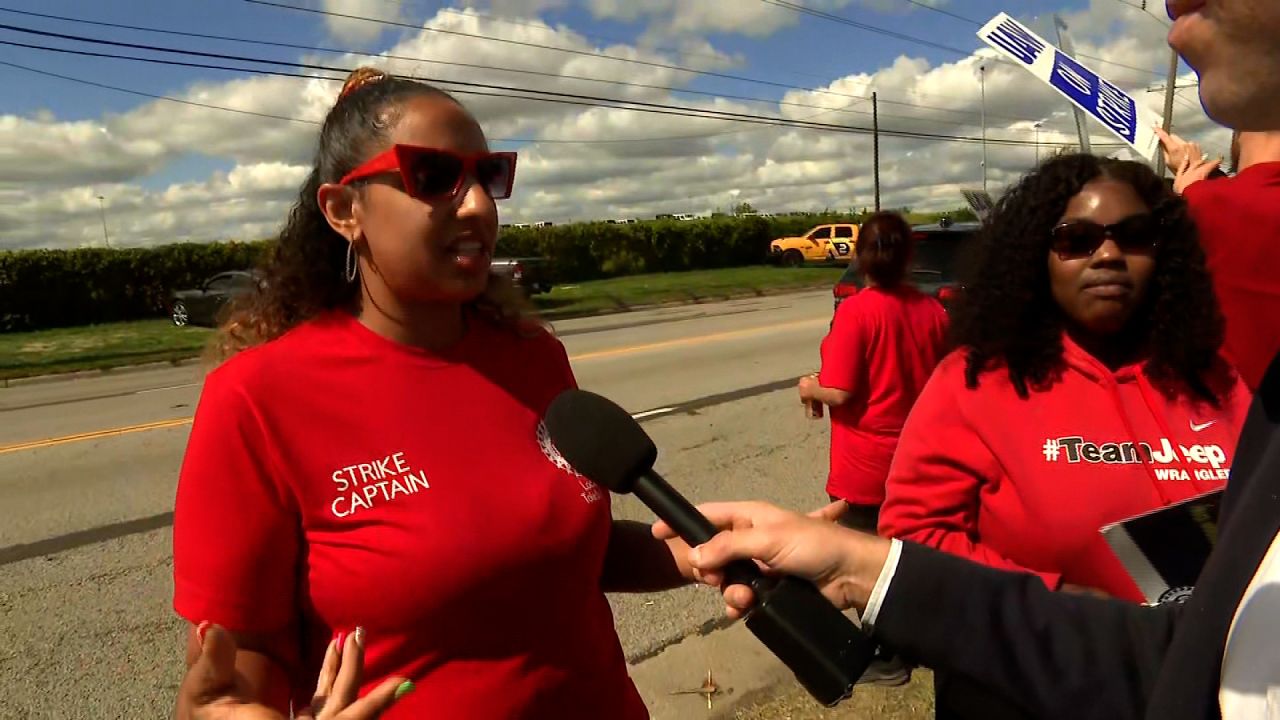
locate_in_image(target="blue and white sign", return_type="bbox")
[978,13,1161,163]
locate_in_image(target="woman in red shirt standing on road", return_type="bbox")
[800,212,950,533]
[171,67,696,720]
[798,212,949,686]
[877,154,1251,719]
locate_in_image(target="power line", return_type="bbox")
[0,15,1070,128]
[0,36,1122,148]
[243,0,1166,122]
[0,57,321,124]
[0,7,1031,126]
[0,9,880,119]
[239,0,882,104]
[760,0,1166,80]
[0,54,872,145]
[757,0,973,56]
[371,0,840,85]
[0,6,1054,126]
[902,0,980,25]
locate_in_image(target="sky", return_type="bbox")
[0,0,1226,250]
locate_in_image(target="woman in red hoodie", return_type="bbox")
[877,154,1251,718]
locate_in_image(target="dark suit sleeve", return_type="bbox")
[873,542,1181,720]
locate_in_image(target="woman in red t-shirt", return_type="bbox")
[799,212,950,532]
[171,67,696,720]
[798,212,949,688]
[877,154,1251,719]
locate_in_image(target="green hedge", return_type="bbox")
[496,213,865,282]
[0,214,867,333]
[0,242,268,332]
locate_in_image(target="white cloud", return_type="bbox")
[320,0,405,43]
[0,0,1236,249]
[0,163,307,250]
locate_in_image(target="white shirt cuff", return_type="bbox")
[859,538,902,632]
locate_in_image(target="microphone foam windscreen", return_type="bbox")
[543,389,658,494]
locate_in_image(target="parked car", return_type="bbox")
[491,257,554,296]
[832,218,980,312]
[770,223,860,267]
[170,270,264,327]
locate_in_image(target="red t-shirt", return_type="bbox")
[1182,161,1280,390]
[818,287,950,505]
[172,311,647,720]
[879,339,1250,601]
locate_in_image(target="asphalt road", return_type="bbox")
[0,290,841,718]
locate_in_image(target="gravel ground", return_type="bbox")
[731,671,935,720]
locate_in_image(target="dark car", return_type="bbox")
[832,219,980,312]
[491,257,554,296]
[170,270,263,327]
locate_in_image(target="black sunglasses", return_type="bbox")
[1050,214,1160,259]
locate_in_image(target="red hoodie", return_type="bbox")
[1181,161,1280,390]
[878,338,1251,602]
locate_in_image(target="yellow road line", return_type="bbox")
[569,318,826,362]
[2,317,826,454]
[0,417,194,455]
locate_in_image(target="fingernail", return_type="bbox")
[394,681,415,700]
[333,631,346,655]
[354,626,366,647]
[690,546,702,566]
[196,621,211,645]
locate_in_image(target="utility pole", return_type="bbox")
[872,91,881,212]
[1034,121,1044,165]
[1054,15,1092,154]
[1156,48,1180,176]
[96,195,112,248]
[979,64,988,194]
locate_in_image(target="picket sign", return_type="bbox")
[977,12,1163,165]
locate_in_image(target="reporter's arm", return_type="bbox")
[680,503,1178,720]
[873,541,1180,720]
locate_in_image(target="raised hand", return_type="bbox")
[179,623,412,720]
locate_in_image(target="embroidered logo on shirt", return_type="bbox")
[1189,419,1216,432]
[328,451,431,518]
[536,420,603,504]
[1040,435,1229,482]
[1157,586,1194,605]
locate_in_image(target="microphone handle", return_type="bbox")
[630,469,874,707]
[633,470,772,591]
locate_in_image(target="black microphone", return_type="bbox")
[544,389,876,707]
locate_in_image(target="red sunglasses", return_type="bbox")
[339,145,517,201]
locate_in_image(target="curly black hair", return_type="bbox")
[950,153,1227,404]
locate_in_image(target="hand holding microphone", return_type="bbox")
[657,502,891,620]
[544,389,878,707]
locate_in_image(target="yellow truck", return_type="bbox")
[769,223,859,267]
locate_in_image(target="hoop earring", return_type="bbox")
[345,239,359,283]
